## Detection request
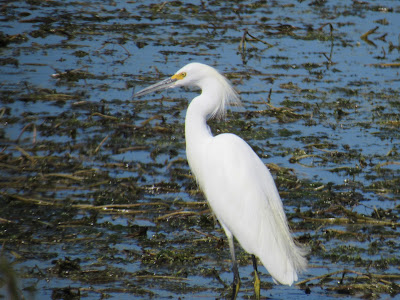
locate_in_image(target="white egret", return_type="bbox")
[133,62,307,299]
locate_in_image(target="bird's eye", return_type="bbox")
[177,72,187,79]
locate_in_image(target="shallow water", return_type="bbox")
[1,0,400,299]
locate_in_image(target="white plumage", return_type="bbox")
[133,62,307,298]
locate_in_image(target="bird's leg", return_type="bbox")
[252,255,261,300]
[231,259,240,300]
[228,235,240,300]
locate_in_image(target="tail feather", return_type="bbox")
[256,196,308,285]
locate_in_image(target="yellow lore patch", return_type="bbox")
[171,72,186,80]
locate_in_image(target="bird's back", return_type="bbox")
[195,133,307,285]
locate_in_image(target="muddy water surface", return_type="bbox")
[1,1,400,299]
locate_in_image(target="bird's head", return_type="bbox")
[133,63,211,96]
[133,62,240,119]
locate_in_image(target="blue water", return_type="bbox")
[1,0,399,299]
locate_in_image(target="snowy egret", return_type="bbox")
[133,62,307,299]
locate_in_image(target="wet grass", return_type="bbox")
[1,0,400,299]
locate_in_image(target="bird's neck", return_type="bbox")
[185,94,214,147]
[184,93,216,182]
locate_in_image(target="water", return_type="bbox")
[1,0,399,299]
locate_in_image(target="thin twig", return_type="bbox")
[155,210,201,221]
[135,274,188,281]
[91,112,118,120]
[94,135,109,154]
[42,173,84,181]
[0,107,6,119]
[14,146,35,163]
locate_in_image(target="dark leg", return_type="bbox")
[252,255,261,300]
[227,235,240,300]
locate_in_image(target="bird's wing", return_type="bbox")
[200,133,306,285]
